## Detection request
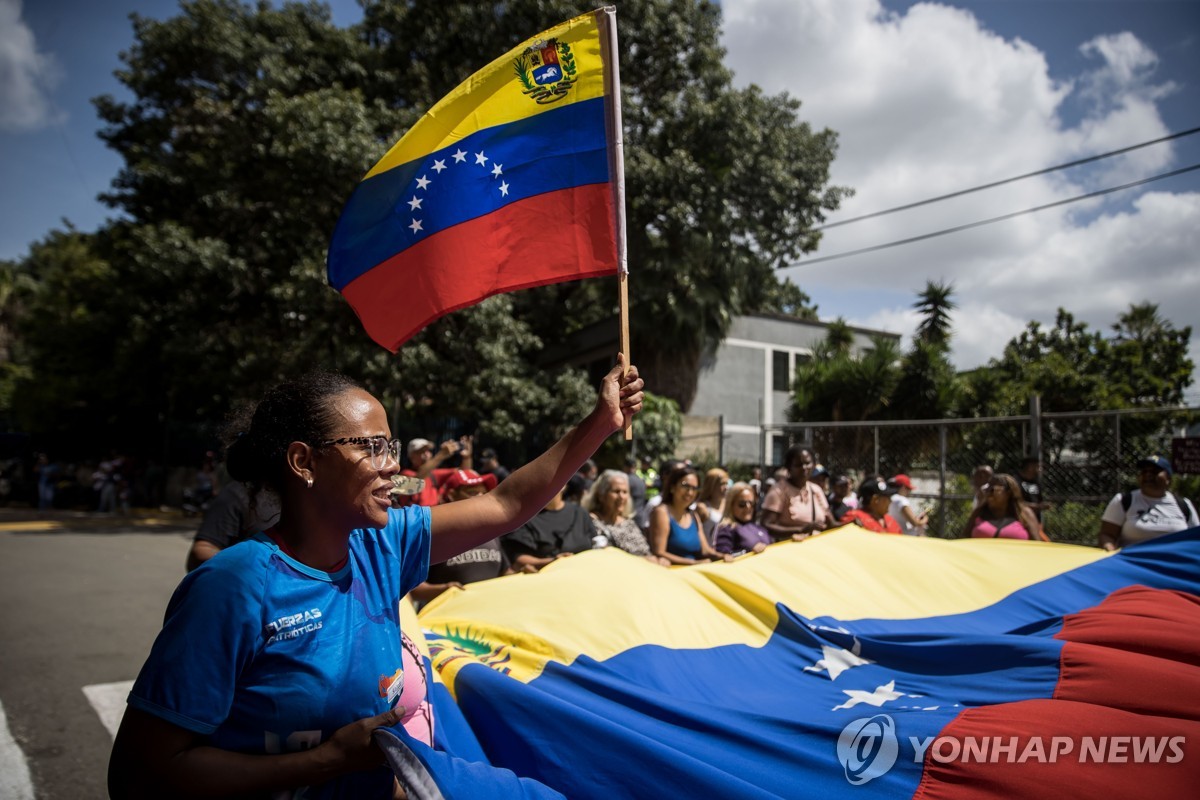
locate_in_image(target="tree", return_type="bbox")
[7,230,131,449]
[888,339,960,422]
[68,0,596,458]
[966,306,1192,416]
[823,317,854,356]
[789,333,901,424]
[888,281,959,421]
[595,392,682,470]
[954,305,1193,475]
[913,280,956,348]
[8,0,848,463]
[1108,303,1192,407]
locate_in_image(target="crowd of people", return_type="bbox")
[101,355,1200,798]
[183,437,1200,578]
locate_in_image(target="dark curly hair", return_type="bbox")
[662,465,698,505]
[223,371,364,495]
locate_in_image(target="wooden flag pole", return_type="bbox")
[600,6,632,441]
[620,271,632,440]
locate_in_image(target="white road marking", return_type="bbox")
[82,680,133,740]
[0,701,35,800]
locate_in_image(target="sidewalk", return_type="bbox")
[0,505,199,534]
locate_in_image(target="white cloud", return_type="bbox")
[0,0,63,131]
[721,0,1197,374]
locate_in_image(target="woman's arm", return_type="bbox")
[1022,508,1050,542]
[109,706,397,799]
[711,523,734,554]
[761,508,809,540]
[408,581,464,604]
[511,552,569,571]
[1098,520,1122,551]
[428,359,642,563]
[698,519,733,561]
[901,504,926,527]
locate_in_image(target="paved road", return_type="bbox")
[0,512,196,799]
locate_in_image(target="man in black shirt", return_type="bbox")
[1017,456,1050,521]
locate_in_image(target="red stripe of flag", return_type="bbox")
[913,586,1200,798]
[341,184,618,351]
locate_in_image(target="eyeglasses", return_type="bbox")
[735,500,755,508]
[985,484,1009,493]
[318,436,402,470]
[677,483,700,492]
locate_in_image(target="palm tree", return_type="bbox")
[913,280,956,348]
[824,317,854,356]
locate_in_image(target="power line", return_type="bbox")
[816,125,1200,231]
[783,162,1200,269]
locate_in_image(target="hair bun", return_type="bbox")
[225,430,259,482]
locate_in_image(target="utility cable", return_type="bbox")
[784,162,1200,269]
[815,125,1200,231]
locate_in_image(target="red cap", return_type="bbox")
[891,474,913,490]
[440,469,497,497]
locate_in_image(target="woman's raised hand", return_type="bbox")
[596,353,644,432]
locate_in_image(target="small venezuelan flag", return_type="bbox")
[328,8,625,351]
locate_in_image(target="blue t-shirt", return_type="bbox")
[129,505,432,799]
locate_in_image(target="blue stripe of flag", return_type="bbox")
[327,96,611,290]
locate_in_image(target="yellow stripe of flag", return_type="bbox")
[365,11,608,180]
[418,528,1106,692]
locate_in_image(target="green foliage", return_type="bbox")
[596,391,682,470]
[790,334,902,423]
[1042,501,1104,547]
[960,306,1192,417]
[887,339,960,422]
[913,280,956,348]
[6,0,847,462]
[789,282,961,427]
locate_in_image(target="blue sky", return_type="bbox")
[3,0,1198,388]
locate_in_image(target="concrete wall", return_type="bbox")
[688,315,896,467]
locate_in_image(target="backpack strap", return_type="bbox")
[1170,493,1198,526]
[1121,490,1133,512]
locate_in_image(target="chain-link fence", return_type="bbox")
[760,405,1199,546]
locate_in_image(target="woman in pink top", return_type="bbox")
[761,446,831,542]
[962,473,1044,540]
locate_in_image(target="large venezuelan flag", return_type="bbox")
[327,9,624,351]
[379,527,1200,798]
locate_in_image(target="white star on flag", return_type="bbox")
[407,196,422,211]
[475,151,488,166]
[452,149,467,163]
[415,175,431,190]
[409,219,422,233]
[432,159,446,173]
[832,680,907,711]
[499,181,509,197]
[803,645,874,680]
[491,163,504,177]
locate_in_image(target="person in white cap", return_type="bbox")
[397,435,473,507]
[1099,455,1198,550]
